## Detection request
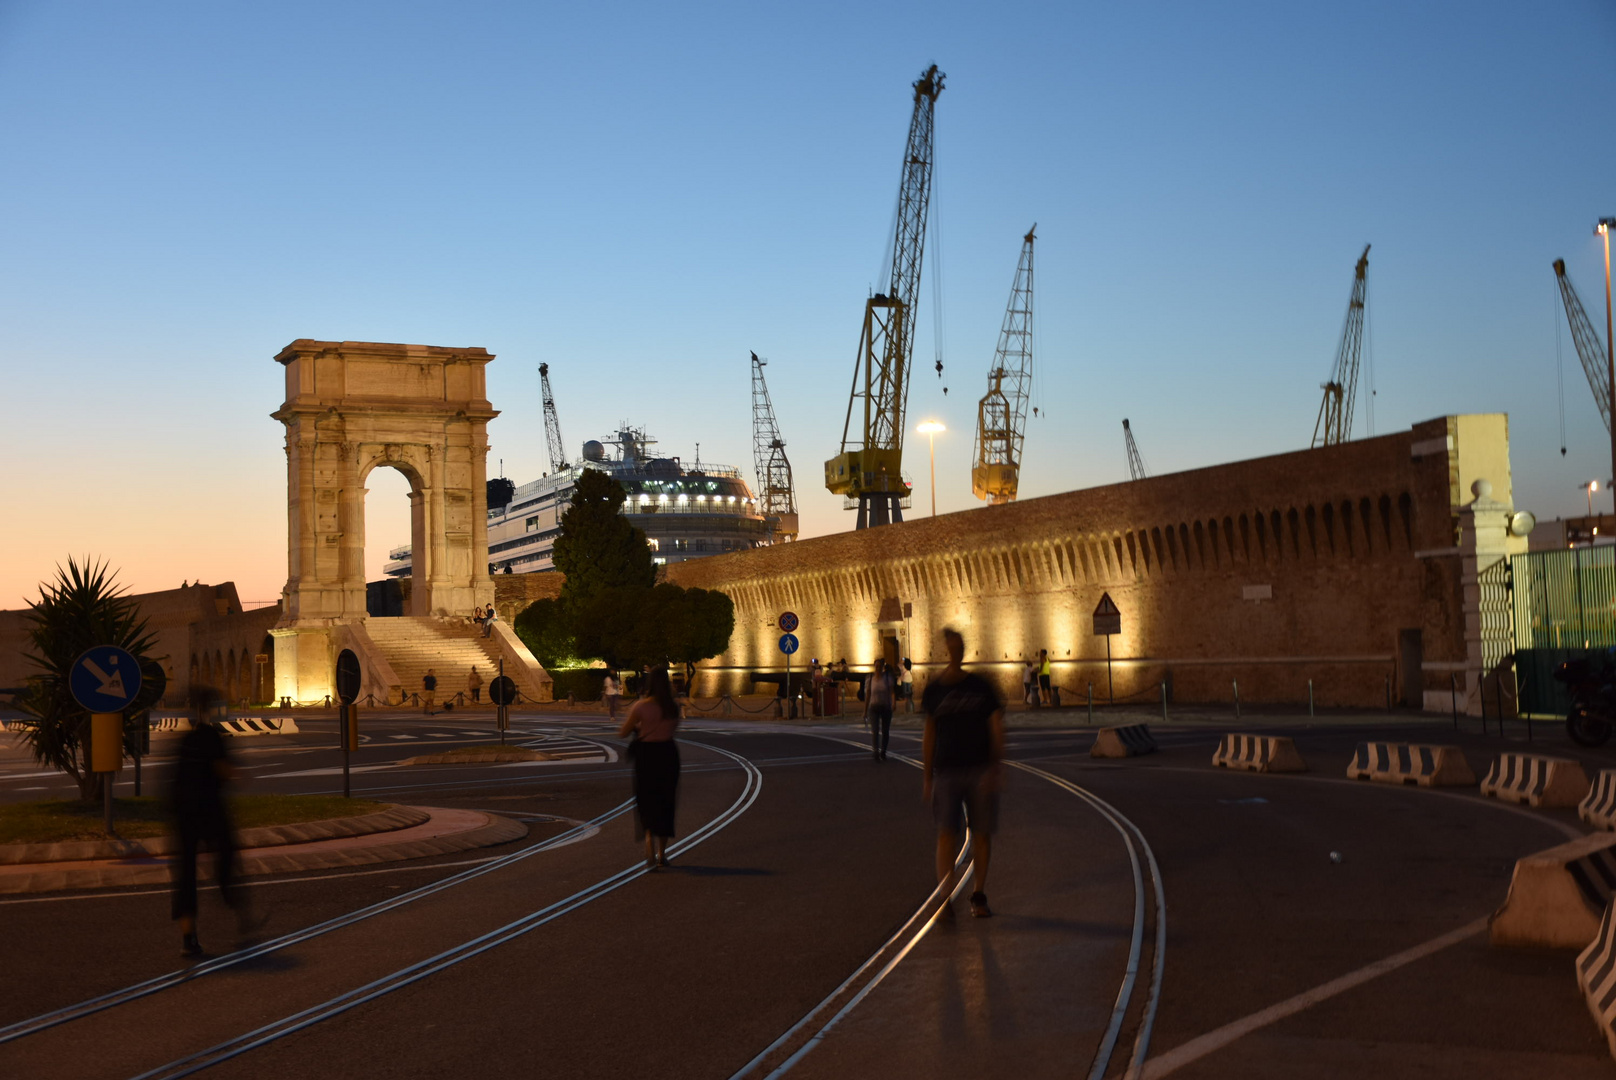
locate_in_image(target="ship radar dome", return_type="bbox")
[582,440,606,462]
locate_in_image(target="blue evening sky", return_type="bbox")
[1,1,1612,604]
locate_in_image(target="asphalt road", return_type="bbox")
[0,708,1611,1078]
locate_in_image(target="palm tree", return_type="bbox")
[13,558,160,802]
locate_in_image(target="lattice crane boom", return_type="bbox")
[1555,258,1612,434]
[825,64,944,529]
[971,225,1036,503]
[538,363,568,473]
[750,352,798,542]
[1123,419,1148,481]
[1311,245,1371,448]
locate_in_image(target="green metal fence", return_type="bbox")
[1511,545,1616,716]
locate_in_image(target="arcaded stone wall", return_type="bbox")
[667,415,1520,709]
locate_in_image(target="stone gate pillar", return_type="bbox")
[270,339,498,703]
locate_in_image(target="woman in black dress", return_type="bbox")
[618,666,682,868]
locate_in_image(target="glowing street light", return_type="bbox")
[1585,479,1601,518]
[1599,217,1616,512]
[917,420,946,517]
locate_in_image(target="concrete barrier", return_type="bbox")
[1346,742,1475,788]
[1577,900,1616,1059]
[1583,771,1616,831]
[1091,724,1157,759]
[1490,831,1616,948]
[1480,752,1591,809]
[1212,733,1307,773]
[220,717,300,736]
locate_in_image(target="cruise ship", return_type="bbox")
[384,427,769,578]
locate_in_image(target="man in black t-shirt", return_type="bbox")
[921,627,1006,918]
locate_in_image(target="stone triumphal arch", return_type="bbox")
[270,339,502,703]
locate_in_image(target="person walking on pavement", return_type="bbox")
[467,665,483,704]
[866,657,897,760]
[422,669,438,715]
[603,671,622,720]
[171,694,262,957]
[1038,649,1053,706]
[899,658,915,713]
[922,627,1006,919]
[1022,659,1040,707]
[618,666,682,869]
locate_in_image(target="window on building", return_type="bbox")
[674,538,688,551]
[525,517,539,532]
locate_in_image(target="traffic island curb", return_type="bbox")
[0,805,430,865]
[397,749,552,766]
[0,807,527,895]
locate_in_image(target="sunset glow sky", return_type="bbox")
[1,1,1613,608]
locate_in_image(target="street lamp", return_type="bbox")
[1598,217,1616,512]
[1585,480,1600,518]
[916,420,945,518]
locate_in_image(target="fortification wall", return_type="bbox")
[667,415,1518,709]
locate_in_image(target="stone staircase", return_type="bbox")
[363,617,504,702]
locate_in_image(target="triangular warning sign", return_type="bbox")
[1093,593,1121,617]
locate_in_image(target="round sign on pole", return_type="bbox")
[70,646,143,713]
[778,633,800,656]
[778,611,799,633]
[489,676,518,706]
[335,649,362,705]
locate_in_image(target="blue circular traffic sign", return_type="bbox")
[778,633,800,656]
[70,646,143,712]
[778,611,799,633]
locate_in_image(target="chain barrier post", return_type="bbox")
[1308,679,1315,718]
[1233,679,1241,720]
[1086,682,1093,725]
[1159,681,1167,723]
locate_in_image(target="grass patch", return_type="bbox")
[0,795,388,846]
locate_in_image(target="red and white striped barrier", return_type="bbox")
[1577,900,1616,1059]
[1583,771,1616,831]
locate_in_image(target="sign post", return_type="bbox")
[335,649,362,798]
[70,646,143,837]
[1092,593,1122,705]
[490,665,517,745]
[778,612,799,718]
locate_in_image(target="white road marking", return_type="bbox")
[388,735,416,740]
[1139,916,1488,1079]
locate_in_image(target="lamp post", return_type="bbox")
[917,420,945,517]
[1599,217,1616,512]
[1586,480,1600,518]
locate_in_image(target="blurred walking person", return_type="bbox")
[171,692,260,957]
[922,628,1006,918]
[467,665,483,703]
[603,671,622,720]
[618,667,682,868]
[899,658,915,713]
[866,657,897,761]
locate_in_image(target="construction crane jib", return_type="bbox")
[1310,245,1371,448]
[1554,258,1612,434]
[971,225,1036,504]
[538,363,568,473]
[1123,419,1148,481]
[825,64,944,529]
[751,352,799,542]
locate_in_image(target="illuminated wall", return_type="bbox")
[667,415,1521,710]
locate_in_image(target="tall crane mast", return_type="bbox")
[1311,245,1371,448]
[1123,419,1148,481]
[751,352,799,542]
[538,363,568,473]
[1554,258,1612,433]
[971,225,1037,504]
[825,64,944,530]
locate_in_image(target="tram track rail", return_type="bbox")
[740,730,1166,1080]
[117,739,761,1080]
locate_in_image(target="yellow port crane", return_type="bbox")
[825,65,944,529]
[971,226,1036,503]
[1311,245,1371,447]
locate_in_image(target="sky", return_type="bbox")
[1,0,1613,608]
